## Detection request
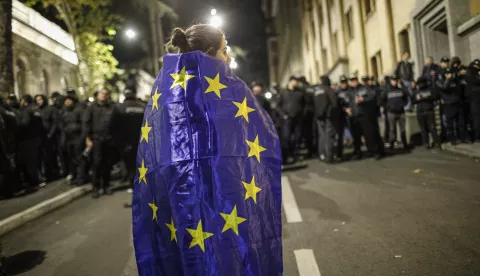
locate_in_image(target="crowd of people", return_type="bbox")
[253,54,480,165]
[0,88,146,199]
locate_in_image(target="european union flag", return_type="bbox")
[132,51,283,276]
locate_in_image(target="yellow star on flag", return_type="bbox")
[148,201,158,222]
[243,176,262,203]
[140,120,152,143]
[151,87,162,111]
[170,67,195,90]
[204,73,227,98]
[220,205,246,236]
[233,97,255,123]
[246,135,267,162]
[165,218,178,242]
[138,160,148,185]
[186,220,214,252]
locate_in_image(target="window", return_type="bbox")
[398,28,411,60]
[305,33,310,51]
[363,0,376,17]
[332,32,339,61]
[40,69,49,95]
[319,4,324,27]
[345,9,354,40]
[370,51,383,79]
[15,60,26,96]
[61,77,68,91]
[322,48,328,73]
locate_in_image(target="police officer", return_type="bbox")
[436,67,466,144]
[344,75,385,159]
[466,59,480,142]
[112,89,146,192]
[381,75,410,149]
[252,83,272,116]
[61,95,83,184]
[277,76,306,163]
[298,76,316,158]
[335,75,350,160]
[312,76,338,163]
[83,88,116,198]
[413,76,440,148]
[35,94,59,181]
[0,96,18,198]
[436,57,450,142]
[18,95,43,192]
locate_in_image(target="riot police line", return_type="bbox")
[253,57,480,165]
[0,88,146,200]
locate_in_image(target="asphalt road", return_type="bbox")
[2,148,480,276]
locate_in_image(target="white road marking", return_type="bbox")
[294,249,321,276]
[282,175,303,223]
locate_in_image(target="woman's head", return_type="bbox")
[166,24,231,63]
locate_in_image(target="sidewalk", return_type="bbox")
[442,143,480,159]
[0,179,91,236]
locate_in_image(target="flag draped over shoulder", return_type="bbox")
[132,51,282,276]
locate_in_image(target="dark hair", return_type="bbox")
[22,95,33,104]
[166,24,224,57]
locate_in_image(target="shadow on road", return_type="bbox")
[3,250,46,275]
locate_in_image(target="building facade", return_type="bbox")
[264,0,480,85]
[12,0,78,98]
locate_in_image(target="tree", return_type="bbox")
[0,0,14,96]
[25,0,121,95]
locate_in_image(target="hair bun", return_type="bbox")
[171,28,188,52]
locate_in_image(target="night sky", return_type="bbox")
[111,0,269,85]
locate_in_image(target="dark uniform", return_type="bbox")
[61,98,84,182]
[466,59,480,142]
[112,92,146,186]
[312,76,338,163]
[18,97,43,190]
[0,102,18,198]
[413,77,440,148]
[335,76,350,159]
[83,100,116,195]
[344,76,385,159]
[381,76,410,149]
[277,83,306,162]
[436,67,466,143]
[36,95,59,181]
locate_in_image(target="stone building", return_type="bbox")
[12,0,78,98]
[263,0,480,85]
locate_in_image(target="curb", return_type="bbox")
[0,185,92,236]
[442,144,480,159]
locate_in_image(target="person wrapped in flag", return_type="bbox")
[132,24,283,275]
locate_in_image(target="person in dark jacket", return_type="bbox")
[312,76,338,163]
[413,77,440,148]
[466,59,480,142]
[421,57,439,86]
[335,75,350,160]
[0,96,19,198]
[436,67,466,144]
[344,75,385,159]
[298,77,316,158]
[18,95,43,191]
[35,94,59,181]
[381,75,410,149]
[83,88,116,198]
[61,95,83,183]
[112,89,146,202]
[277,76,306,163]
[6,94,19,110]
[395,52,414,111]
[252,83,272,116]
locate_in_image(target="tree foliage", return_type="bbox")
[25,0,121,96]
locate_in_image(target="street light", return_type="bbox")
[210,9,217,16]
[265,92,273,99]
[209,15,222,28]
[125,29,136,40]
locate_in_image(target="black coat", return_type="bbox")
[277,88,306,118]
[395,61,414,81]
[413,88,437,113]
[61,105,83,142]
[18,105,43,142]
[82,102,115,140]
[38,104,59,139]
[255,95,272,116]
[436,76,462,105]
[311,84,338,119]
[381,86,409,114]
[112,98,146,146]
[343,85,377,118]
[466,66,480,113]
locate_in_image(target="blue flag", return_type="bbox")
[132,51,282,276]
